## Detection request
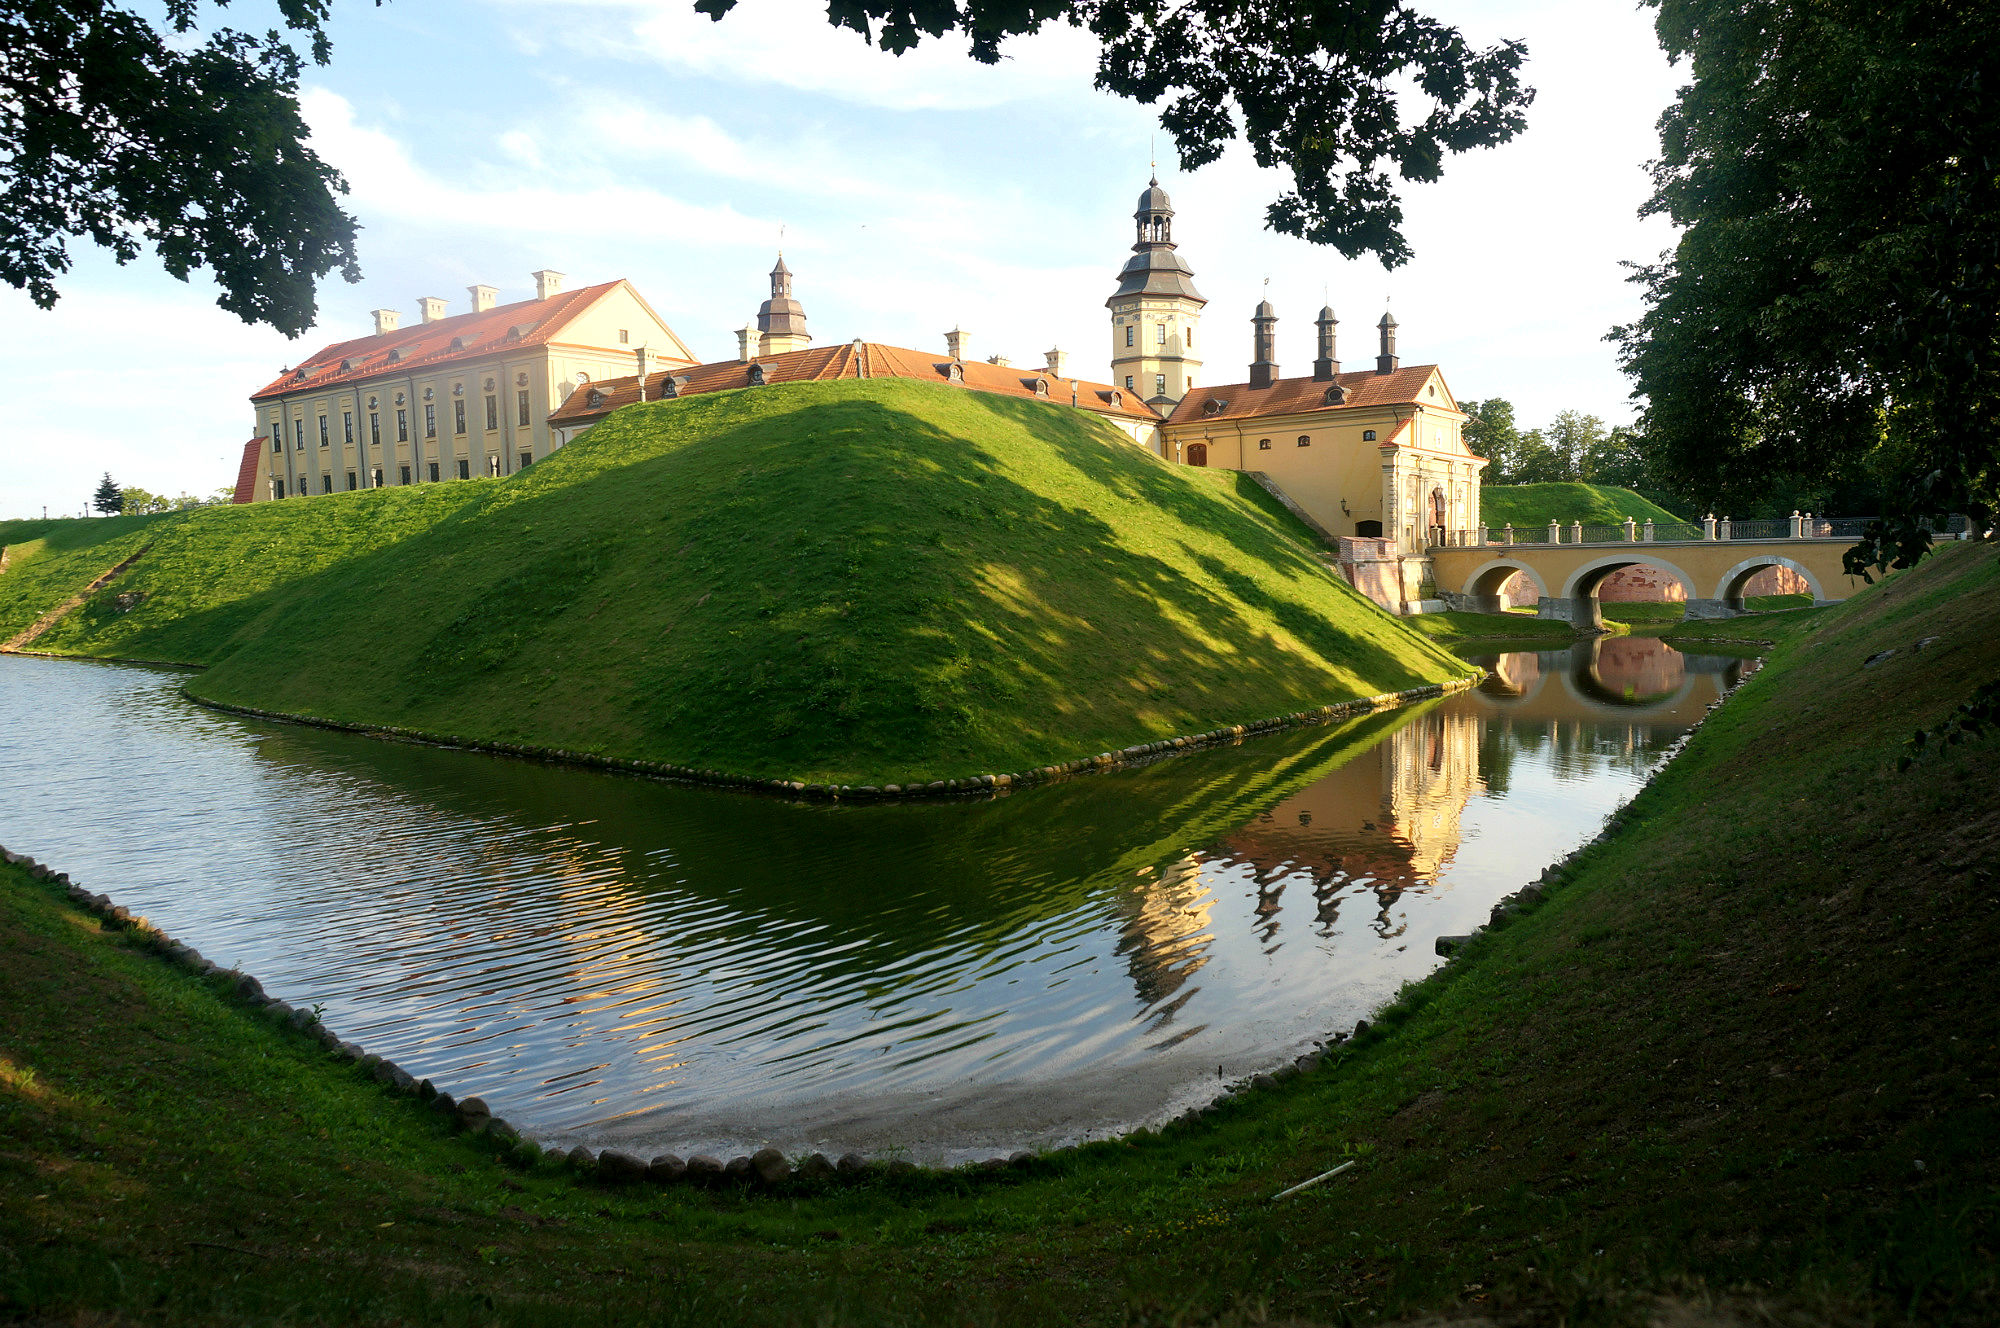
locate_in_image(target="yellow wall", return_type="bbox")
[1109,296,1203,403]
[249,281,696,501]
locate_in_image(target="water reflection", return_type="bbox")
[0,635,1737,1161]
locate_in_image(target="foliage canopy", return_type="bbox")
[1613,0,1999,571]
[0,0,360,335]
[696,0,1534,266]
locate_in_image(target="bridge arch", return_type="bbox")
[1456,558,1548,614]
[1549,554,1698,628]
[1712,555,1824,609]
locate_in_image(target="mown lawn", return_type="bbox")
[1479,483,1682,529]
[1,380,1467,785]
[3,543,1995,1327]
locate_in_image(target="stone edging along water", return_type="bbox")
[0,673,1735,1194]
[179,674,1483,802]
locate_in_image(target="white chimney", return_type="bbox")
[1044,346,1068,377]
[418,296,448,323]
[737,321,759,363]
[944,327,969,361]
[372,308,400,335]
[532,269,565,300]
[468,284,498,313]
[636,345,658,381]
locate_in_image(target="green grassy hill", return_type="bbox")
[1,379,1467,784]
[1481,482,1682,528]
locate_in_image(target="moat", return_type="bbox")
[0,637,1750,1163]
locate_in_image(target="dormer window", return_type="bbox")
[1032,378,1050,397]
[388,347,406,362]
[450,336,470,351]
[747,364,766,385]
[1202,398,1228,417]
[1323,384,1349,405]
[661,377,683,398]
[1362,429,1377,441]
[340,358,358,372]
[948,363,963,383]
[291,367,310,382]
[586,388,605,408]
[1110,390,1122,406]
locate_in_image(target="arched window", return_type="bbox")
[947,363,964,382]
[1186,442,1208,467]
[1033,378,1049,397]
[1362,429,1377,441]
[1297,434,1311,447]
[747,364,767,385]
[1258,438,1272,450]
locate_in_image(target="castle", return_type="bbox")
[236,176,1481,613]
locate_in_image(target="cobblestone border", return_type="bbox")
[182,675,1482,803]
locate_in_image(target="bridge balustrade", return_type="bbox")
[1436,512,1967,551]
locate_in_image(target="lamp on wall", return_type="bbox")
[1340,499,1351,516]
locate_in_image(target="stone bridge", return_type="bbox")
[1428,515,1880,627]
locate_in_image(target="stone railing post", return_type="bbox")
[1623,517,1637,542]
[1803,511,1815,537]
[1721,514,1732,540]
[1504,523,1515,546]
[1789,509,1803,538]
[1570,520,1584,545]
[1477,523,1489,546]
[1548,519,1561,545]
[1643,518,1655,542]
[1703,512,1717,540]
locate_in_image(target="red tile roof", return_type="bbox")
[546,341,1164,428]
[230,437,263,504]
[250,281,690,402]
[1166,365,1445,426]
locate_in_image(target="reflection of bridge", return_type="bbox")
[1430,516,1887,627]
[1461,636,1750,724]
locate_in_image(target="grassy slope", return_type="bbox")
[1481,482,1682,527]
[3,543,1995,1327]
[2,380,1466,784]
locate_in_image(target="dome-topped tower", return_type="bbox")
[757,255,809,355]
[1106,173,1206,409]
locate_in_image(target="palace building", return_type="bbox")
[235,271,697,502]
[1111,174,1487,611]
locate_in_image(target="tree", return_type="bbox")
[1461,398,1522,481]
[1612,0,2000,573]
[1,0,361,335]
[697,0,1534,266]
[92,472,122,515]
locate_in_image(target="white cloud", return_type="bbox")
[507,0,1102,112]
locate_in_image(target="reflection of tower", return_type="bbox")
[1216,706,1483,938]
[1114,853,1217,1017]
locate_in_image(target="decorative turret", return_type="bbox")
[1314,305,1339,381]
[1376,310,1399,375]
[1249,299,1278,389]
[757,255,809,355]
[1106,173,1206,407]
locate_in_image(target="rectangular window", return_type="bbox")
[318,415,329,447]
[1125,325,1134,348]
[397,409,408,442]
[292,418,304,449]
[371,467,382,488]
[457,458,470,480]
[272,478,285,499]
[1187,327,1193,349]
[517,388,531,426]
[343,411,354,445]
[428,461,440,482]
[454,399,466,435]
[399,464,411,486]
[370,413,381,446]
[1124,375,1134,391]
[1297,434,1311,447]
[270,433,280,453]
[1155,373,1165,396]
[519,451,533,471]
[424,404,436,438]
[346,472,357,491]
[488,455,501,477]
[485,395,498,431]
[321,473,333,493]
[1157,323,1166,345]
[618,329,630,344]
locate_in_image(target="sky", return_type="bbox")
[0,0,1683,519]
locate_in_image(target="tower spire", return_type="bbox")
[1107,171,1206,408]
